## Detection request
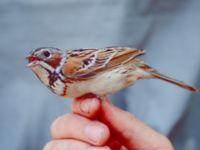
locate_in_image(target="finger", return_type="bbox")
[106,135,122,150]
[51,113,110,146]
[107,140,122,150]
[43,139,111,150]
[72,95,101,119]
[99,100,174,150]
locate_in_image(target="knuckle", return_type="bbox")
[50,113,75,138]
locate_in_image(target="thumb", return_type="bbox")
[99,100,173,150]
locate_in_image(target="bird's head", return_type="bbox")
[26,47,66,90]
[27,47,63,70]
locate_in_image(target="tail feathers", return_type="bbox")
[151,72,198,93]
[138,63,198,92]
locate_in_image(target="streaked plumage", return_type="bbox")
[27,47,198,98]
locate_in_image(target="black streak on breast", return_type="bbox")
[49,72,60,87]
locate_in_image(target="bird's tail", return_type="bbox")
[139,63,198,93]
[151,72,198,92]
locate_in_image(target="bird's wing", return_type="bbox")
[62,47,145,79]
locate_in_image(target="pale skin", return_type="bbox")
[43,95,174,150]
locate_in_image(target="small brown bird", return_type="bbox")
[27,47,198,98]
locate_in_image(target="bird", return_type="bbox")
[27,47,198,98]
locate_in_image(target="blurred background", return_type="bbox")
[0,0,199,149]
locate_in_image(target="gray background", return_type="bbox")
[0,0,200,149]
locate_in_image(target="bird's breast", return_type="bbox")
[30,65,67,96]
[66,67,131,98]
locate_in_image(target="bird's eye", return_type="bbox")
[42,51,51,58]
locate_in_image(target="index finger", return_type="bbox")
[72,94,101,119]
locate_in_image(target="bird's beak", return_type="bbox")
[26,56,40,67]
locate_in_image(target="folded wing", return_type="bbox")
[63,47,145,79]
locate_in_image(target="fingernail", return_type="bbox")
[80,98,97,113]
[84,122,106,144]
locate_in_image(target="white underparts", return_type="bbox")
[66,68,124,97]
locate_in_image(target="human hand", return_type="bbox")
[44,95,174,150]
